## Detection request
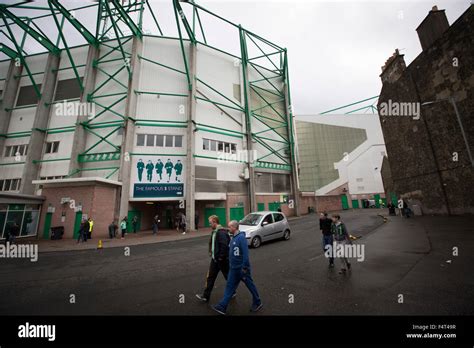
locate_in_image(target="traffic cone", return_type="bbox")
[97,239,103,250]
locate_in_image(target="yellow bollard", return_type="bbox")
[97,239,103,249]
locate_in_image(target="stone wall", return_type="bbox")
[378,6,474,215]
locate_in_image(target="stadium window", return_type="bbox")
[45,141,60,154]
[16,84,42,107]
[146,134,155,147]
[210,140,217,151]
[4,179,11,191]
[231,144,237,154]
[136,134,145,146]
[203,139,210,151]
[156,135,164,147]
[217,142,224,152]
[174,135,183,147]
[165,135,173,147]
[54,77,83,101]
[10,179,20,191]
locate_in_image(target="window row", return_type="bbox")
[136,134,183,148]
[40,176,67,180]
[0,178,21,192]
[4,144,28,157]
[16,77,83,107]
[45,141,60,154]
[202,138,237,154]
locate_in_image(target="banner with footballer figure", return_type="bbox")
[130,156,185,200]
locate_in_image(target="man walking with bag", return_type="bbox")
[195,215,231,303]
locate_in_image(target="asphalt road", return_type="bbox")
[1,209,473,316]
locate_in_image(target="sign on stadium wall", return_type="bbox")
[130,156,186,200]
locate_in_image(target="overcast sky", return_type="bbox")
[2,0,471,114]
[190,0,471,114]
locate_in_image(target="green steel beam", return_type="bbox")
[145,0,163,35]
[82,126,122,154]
[0,6,60,55]
[196,77,243,111]
[0,42,18,59]
[102,0,131,77]
[1,12,41,98]
[173,0,196,43]
[47,0,83,92]
[110,0,143,39]
[172,0,191,89]
[320,95,379,115]
[138,54,186,75]
[246,32,280,71]
[49,0,99,47]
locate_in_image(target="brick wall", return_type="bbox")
[39,183,118,239]
[315,195,342,213]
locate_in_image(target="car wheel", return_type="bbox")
[283,229,291,240]
[251,236,261,248]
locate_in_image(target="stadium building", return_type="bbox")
[0,0,299,239]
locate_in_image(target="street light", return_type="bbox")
[421,97,473,167]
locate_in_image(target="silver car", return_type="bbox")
[238,211,291,248]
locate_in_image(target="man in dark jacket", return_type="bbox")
[108,221,117,239]
[196,215,231,303]
[320,212,334,267]
[5,222,20,244]
[212,220,262,315]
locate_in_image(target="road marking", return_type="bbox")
[309,255,323,261]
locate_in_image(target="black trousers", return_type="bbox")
[203,258,229,300]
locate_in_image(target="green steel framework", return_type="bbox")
[319,95,379,115]
[0,1,298,193]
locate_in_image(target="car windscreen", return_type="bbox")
[240,213,262,226]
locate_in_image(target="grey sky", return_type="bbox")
[193,0,470,114]
[2,0,471,114]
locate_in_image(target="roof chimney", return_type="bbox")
[416,5,449,51]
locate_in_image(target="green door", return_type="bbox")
[374,194,381,208]
[341,195,349,210]
[268,202,281,211]
[42,212,53,239]
[390,192,398,206]
[351,199,359,209]
[230,207,244,222]
[257,203,265,212]
[127,210,142,232]
[73,211,83,239]
[204,207,226,227]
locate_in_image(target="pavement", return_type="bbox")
[0,209,473,316]
[32,227,214,253]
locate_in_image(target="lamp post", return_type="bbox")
[421,97,473,168]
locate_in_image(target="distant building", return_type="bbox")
[378,5,474,215]
[296,114,387,211]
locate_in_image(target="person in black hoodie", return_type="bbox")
[320,212,334,267]
[196,215,232,303]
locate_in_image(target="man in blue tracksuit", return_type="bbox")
[212,220,262,315]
